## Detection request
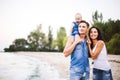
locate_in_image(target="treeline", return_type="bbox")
[92,11,120,55]
[4,25,67,52]
[4,11,120,54]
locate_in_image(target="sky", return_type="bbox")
[0,0,120,51]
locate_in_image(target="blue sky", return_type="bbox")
[0,0,120,51]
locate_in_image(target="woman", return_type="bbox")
[87,26,113,80]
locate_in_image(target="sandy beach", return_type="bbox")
[0,52,120,80]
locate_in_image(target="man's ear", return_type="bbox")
[87,28,90,32]
[86,28,90,38]
[86,28,89,34]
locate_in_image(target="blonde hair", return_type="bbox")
[75,13,82,18]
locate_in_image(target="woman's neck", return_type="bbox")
[92,39,98,46]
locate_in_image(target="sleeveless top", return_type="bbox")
[70,38,90,73]
[92,41,111,70]
[71,22,79,36]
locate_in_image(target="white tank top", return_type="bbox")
[92,41,110,70]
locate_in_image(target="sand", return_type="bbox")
[0,52,120,80]
[16,52,70,80]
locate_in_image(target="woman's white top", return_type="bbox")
[92,41,111,70]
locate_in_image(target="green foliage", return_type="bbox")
[27,24,47,51]
[4,24,63,52]
[51,39,58,51]
[47,26,53,50]
[107,33,120,54]
[92,11,120,55]
[4,11,120,54]
[4,38,29,52]
[92,10,103,25]
[13,38,28,48]
[4,45,15,52]
[57,27,67,52]
[63,37,68,47]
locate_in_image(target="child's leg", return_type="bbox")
[75,34,79,41]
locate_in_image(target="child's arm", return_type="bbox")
[69,23,74,36]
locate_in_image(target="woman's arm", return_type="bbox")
[88,40,104,59]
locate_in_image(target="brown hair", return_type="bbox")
[80,20,89,28]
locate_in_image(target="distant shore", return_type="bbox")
[0,52,120,80]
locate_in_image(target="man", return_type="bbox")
[63,20,90,80]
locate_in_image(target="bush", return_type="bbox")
[107,33,120,55]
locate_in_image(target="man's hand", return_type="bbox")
[74,35,83,45]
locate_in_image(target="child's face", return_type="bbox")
[75,15,82,23]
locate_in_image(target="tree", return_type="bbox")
[4,38,28,51]
[103,19,120,42]
[56,27,67,52]
[91,10,120,54]
[4,44,15,52]
[51,39,58,51]
[92,10,103,26]
[107,33,120,54]
[27,24,47,51]
[47,26,53,50]
[13,38,28,48]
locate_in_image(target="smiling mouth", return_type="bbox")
[91,35,97,38]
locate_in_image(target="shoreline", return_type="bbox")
[0,52,120,80]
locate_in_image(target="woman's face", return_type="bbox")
[90,28,98,40]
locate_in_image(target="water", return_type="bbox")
[0,52,64,80]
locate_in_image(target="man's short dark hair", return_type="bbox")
[80,20,89,28]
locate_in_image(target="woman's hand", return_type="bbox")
[87,39,91,45]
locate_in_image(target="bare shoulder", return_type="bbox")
[97,40,105,46]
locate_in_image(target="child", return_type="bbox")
[70,13,82,41]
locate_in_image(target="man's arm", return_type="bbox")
[63,36,81,57]
[63,37,76,57]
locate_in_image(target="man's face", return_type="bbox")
[78,23,88,35]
